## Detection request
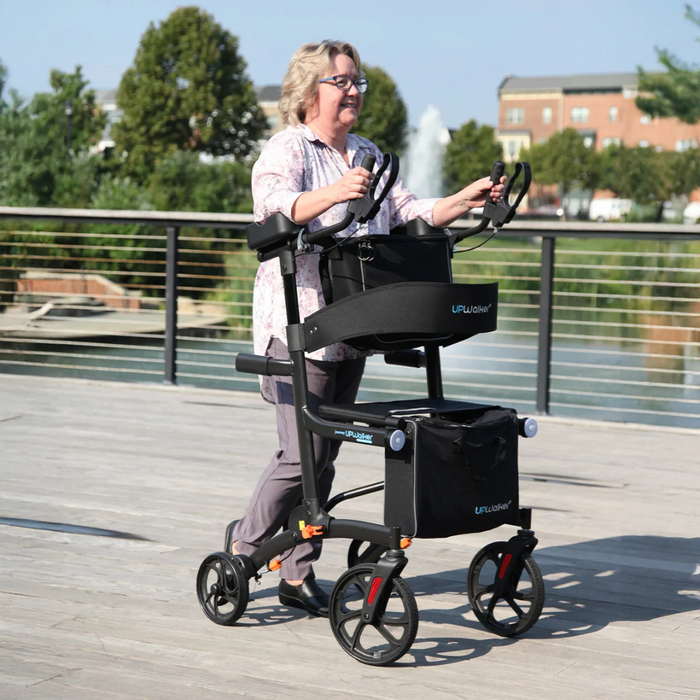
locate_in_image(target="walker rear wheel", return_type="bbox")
[467,541,544,637]
[329,564,418,666]
[197,552,249,625]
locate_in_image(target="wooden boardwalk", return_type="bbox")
[0,373,698,699]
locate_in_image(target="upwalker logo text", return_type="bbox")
[335,429,373,444]
[452,303,492,314]
[475,500,512,515]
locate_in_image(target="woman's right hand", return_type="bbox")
[330,167,374,204]
[291,166,374,224]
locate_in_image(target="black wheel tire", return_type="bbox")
[347,540,389,568]
[467,541,545,637]
[197,552,249,626]
[329,564,418,666]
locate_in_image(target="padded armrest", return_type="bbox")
[246,213,302,253]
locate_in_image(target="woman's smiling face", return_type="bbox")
[307,53,363,134]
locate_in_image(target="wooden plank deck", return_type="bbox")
[0,373,698,699]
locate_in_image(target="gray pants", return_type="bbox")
[232,338,366,580]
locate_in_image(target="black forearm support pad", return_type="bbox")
[304,281,498,352]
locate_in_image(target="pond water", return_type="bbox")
[1,315,697,430]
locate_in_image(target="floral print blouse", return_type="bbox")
[252,123,439,401]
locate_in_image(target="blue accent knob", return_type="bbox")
[388,430,406,451]
[523,418,538,438]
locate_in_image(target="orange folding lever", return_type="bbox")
[301,524,325,540]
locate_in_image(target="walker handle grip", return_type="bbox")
[359,154,376,173]
[235,353,294,377]
[346,154,378,221]
[485,160,506,206]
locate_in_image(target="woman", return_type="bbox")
[227,40,505,617]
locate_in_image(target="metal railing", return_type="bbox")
[1,206,699,429]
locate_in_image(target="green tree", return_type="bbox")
[0,59,7,111]
[148,151,252,213]
[443,120,502,194]
[637,5,700,123]
[353,65,408,154]
[146,151,253,300]
[113,6,266,181]
[598,144,699,221]
[519,129,598,217]
[0,67,105,207]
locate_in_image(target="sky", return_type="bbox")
[0,0,697,130]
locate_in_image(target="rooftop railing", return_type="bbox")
[1,206,699,429]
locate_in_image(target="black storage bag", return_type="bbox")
[384,408,520,538]
[320,233,452,305]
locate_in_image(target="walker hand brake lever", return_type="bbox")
[484,160,532,228]
[449,160,533,247]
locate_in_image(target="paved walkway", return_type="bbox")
[0,374,698,699]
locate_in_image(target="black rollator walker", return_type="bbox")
[196,154,545,665]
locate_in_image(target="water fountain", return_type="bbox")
[404,105,451,199]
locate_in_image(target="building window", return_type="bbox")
[571,107,589,123]
[506,108,524,124]
[602,137,622,148]
[542,107,552,124]
[675,139,698,152]
[508,140,517,158]
[609,106,618,122]
[582,135,595,148]
[639,140,650,148]
[267,115,279,131]
[640,115,651,125]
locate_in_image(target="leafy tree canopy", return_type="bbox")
[148,151,253,213]
[0,66,105,207]
[598,144,700,220]
[0,59,7,111]
[353,65,408,155]
[443,120,502,194]
[113,6,266,181]
[637,4,700,123]
[519,128,598,199]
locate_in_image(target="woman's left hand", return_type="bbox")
[460,175,507,210]
[432,174,508,228]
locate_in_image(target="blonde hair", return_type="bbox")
[279,40,362,127]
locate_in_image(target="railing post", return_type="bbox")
[536,235,555,414]
[164,225,179,384]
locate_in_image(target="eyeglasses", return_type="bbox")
[318,75,368,94]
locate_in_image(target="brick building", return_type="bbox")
[497,72,700,161]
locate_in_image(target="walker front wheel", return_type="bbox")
[467,542,544,637]
[329,564,418,666]
[197,552,249,625]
